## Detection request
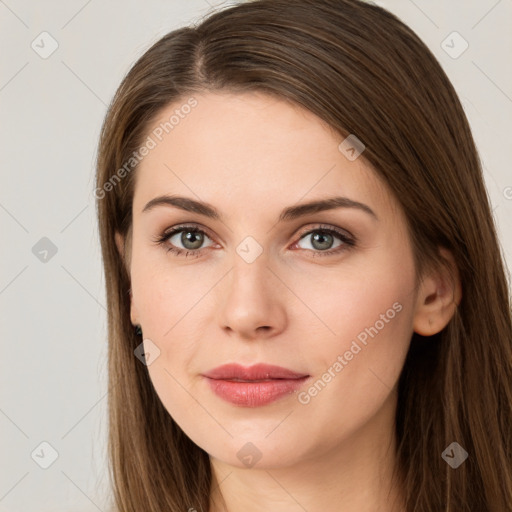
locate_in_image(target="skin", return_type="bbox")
[115,91,461,512]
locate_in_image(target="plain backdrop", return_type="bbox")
[1,0,511,510]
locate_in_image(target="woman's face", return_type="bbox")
[125,91,419,469]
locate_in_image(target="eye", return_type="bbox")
[152,224,215,257]
[293,225,356,257]
[153,223,356,258]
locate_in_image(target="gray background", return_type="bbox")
[1,0,511,510]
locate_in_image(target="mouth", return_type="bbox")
[202,362,309,381]
[223,378,293,382]
[202,363,310,407]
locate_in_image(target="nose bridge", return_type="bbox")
[215,236,286,337]
[228,238,271,297]
[235,233,266,267]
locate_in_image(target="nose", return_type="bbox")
[216,254,287,340]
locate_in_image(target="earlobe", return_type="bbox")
[130,302,139,328]
[115,231,124,260]
[413,248,462,336]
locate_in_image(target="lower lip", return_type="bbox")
[205,377,309,407]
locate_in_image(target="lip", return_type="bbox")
[202,363,310,407]
[203,363,309,380]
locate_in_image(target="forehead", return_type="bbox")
[133,91,396,220]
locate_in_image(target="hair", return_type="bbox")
[94,0,512,510]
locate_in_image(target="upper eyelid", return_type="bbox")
[164,223,214,241]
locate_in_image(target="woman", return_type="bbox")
[94,0,512,510]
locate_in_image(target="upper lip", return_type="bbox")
[202,363,309,380]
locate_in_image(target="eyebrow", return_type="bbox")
[142,194,378,222]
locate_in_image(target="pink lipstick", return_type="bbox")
[202,363,310,407]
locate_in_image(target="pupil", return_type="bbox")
[182,231,203,250]
[312,232,332,250]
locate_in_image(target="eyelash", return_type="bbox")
[152,223,356,259]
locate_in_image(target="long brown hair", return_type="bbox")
[95,0,512,510]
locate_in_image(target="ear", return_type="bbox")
[413,247,462,336]
[114,231,140,326]
[115,231,124,260]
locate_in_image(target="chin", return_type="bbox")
[201,432,311,470]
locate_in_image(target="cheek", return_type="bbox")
[129,245,221,400]
[297,254,416,431]
[130,241,211,341]
[297,248,415,354]
[130,257,208,427]
[309,279,412,389]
